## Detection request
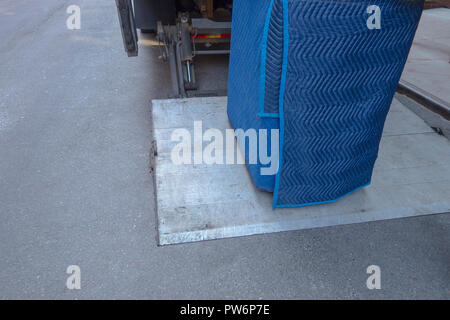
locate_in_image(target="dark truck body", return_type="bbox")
[133,0,176,31]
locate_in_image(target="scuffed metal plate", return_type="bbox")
[152,97,449,245]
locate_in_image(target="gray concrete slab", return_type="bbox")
[402,8,450,105]
[0,0,449,299]
[153,97,450,245]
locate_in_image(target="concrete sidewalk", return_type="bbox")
[402,8,450,105]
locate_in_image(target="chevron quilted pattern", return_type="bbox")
[262,0,284,115]
[227,0,424,208]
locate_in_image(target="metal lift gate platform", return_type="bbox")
[151,97,450,246]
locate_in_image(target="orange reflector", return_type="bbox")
[192,33,231,39]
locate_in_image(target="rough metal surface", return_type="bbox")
[153,97,450,245]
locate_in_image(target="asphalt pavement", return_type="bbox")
[0,0,448,299]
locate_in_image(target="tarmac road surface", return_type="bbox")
[0,0,448,299]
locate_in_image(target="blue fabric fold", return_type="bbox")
[227,0,424,208]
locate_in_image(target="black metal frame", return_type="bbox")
[116,0,139,57]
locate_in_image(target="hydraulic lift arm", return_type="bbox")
[115,0,232,97]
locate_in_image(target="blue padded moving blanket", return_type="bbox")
[227,0,424,208]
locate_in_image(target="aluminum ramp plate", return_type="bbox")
[152,97,450,245]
